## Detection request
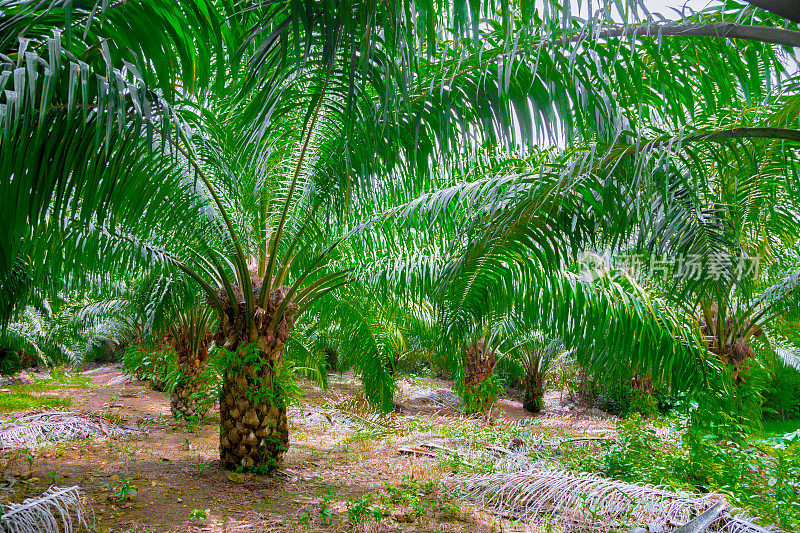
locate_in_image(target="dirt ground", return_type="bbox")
[1,367,618,532]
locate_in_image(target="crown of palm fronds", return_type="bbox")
[456,470,773,533]
[0,295,135,368]
[0,485,90,533]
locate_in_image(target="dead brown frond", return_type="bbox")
[0,411,138,450]
[0,485,90,533]
[455,470,715,530]
[454,470,775,533]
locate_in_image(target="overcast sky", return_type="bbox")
[556,0,722,20]
[643,0,716,17]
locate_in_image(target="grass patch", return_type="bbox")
[0,368,88,412]
[0,392,71,412]
[8,369,96,395]
[762,418,800,436]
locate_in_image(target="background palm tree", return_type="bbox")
[502,330,565,413]
[166,302,216,419]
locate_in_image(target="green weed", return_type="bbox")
[0,392,70,412]
[189,508,210,521]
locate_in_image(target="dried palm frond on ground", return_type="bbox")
[454,470,774,533]
[287,407,348,427]
[0,485,90,532]
[0,474,16,499]
[399,384,462,410]
[411,438,548,473]
[715,515,774,533]
[287,396,396,435]
[0,411,137,450]
[333,396,396,433]
[180,510,286,532]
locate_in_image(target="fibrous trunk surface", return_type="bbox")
[170,361,208,419]
[219,351,289,471]
[170,333,211,419]
[523,371,544,413]
[212,283,296,472]
[462,340,496,413]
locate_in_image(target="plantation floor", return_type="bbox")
[1,367,618,532]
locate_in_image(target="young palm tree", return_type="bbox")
[504,332,564,414]
[166,304,216,419]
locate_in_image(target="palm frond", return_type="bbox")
[0,485,90,533]
[0,411,137,451]
[456,470,770,533]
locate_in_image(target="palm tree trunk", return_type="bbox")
[169,329,211,419]
[215,285,296,472]
[170,362,208,419]
[523,371,544,413]
[462,340,496,414]
[219,342,288,471]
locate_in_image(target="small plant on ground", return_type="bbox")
[106,477,137,501]
[316,489,334,525]
[438,451,464,473]
[346,493,385,523]
[175,414,201,432]
[381,477,451,518]
[100,411,127,425]
[21,448,36,471]
[196,460,211,475]
[189,508,211,521]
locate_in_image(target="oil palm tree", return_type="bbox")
[0,0,337,469]
[634,141,800,380]
[3,0,800,471]
[166,303,216,419]
[503,330,564,413]
[379,1,800,395]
